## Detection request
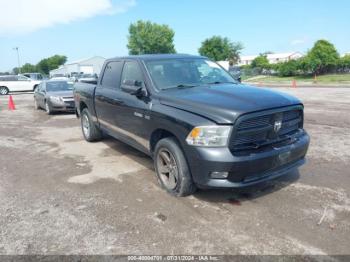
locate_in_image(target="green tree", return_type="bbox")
[251,55,270,72]
[37,59,50,74]
[12,67,20,74]
[21,63,37,73]
[303,40,339,76]
[276,60,300,77]
[37,55,67,74]
[198,36,243,63]
[127,20,176,55]
[338,55,350,72]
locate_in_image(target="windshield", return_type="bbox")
[46,81,73,92]
[145,58,237,90]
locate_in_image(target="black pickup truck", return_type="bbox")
[74,54,310,196]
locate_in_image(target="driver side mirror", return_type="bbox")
[121,79,147,97]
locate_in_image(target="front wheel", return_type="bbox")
[0,86,9,95]
[154,137,196,197]
[80,108,102,142]
[45,101,52,115]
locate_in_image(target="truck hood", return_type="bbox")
[157,84,302,124]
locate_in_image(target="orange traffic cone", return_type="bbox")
[292,80,297,88]
[8,95,16,110]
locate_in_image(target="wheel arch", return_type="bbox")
[150,128,183,155]
[79,101,89,114]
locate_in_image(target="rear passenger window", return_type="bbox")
[101,61,123,89]
[121,61,144,85]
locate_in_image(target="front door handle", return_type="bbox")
[111,98,124,105]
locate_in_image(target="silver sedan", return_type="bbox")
[33,80,75,114]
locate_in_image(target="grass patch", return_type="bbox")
[244,74,350,84]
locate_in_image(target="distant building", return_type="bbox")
[49,56,106,77]
[218,52,304,68]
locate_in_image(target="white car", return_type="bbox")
[50,76,71,81]
[0,75,41,95]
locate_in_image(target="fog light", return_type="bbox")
[210,171,229,179]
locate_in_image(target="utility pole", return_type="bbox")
[13,47,21,74]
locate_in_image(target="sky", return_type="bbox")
[0,0,349,71]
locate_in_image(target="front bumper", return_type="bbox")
[50,100,75,112]
[185,132,310,188]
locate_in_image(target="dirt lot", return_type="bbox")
[0,87,349,257]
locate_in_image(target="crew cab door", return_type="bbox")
[94,60,124,131]
[115,60,151,153]
[94,60,151,153]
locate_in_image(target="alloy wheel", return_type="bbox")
[156,148,179,190]
[0,87,8,95]
[82,114,90,139]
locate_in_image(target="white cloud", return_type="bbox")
[290,39,306,46]
[0,0,136,36]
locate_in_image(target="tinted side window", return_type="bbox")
[6,76,17,81]
[18,76,29,81]
[100,61,123,89]
[2,76,17,81]
[121,61,144,85]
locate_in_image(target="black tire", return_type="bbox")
[0,86,9,95]
[81,108,102,142]
[45,100,52,115]
[154,137,196,197]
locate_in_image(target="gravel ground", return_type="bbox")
[0,88,349,257]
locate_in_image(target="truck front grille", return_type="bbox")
[230,107,303,153]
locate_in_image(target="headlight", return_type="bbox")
[186,126,232,147]
[49,96,63,104]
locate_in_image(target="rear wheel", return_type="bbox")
[81,108,102,142]
[0,86,9,95]
[154,137,196,196]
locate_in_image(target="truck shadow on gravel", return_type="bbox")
[194,170,300,204]
[101,137,153,168]
[100,136,301,204]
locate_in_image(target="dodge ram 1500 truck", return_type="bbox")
[74,54,310,196]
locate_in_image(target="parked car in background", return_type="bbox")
[77,73,98,84]
[21,73,44,81]
[34,80,75,114]
[50,76,71,81]
[74,54,310,196]
[0,75,41,95]
[50,74,66,78]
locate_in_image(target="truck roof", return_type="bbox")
[108,54,207,61]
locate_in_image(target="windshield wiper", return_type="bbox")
[207,81,237,85]
[167,84,198,89]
